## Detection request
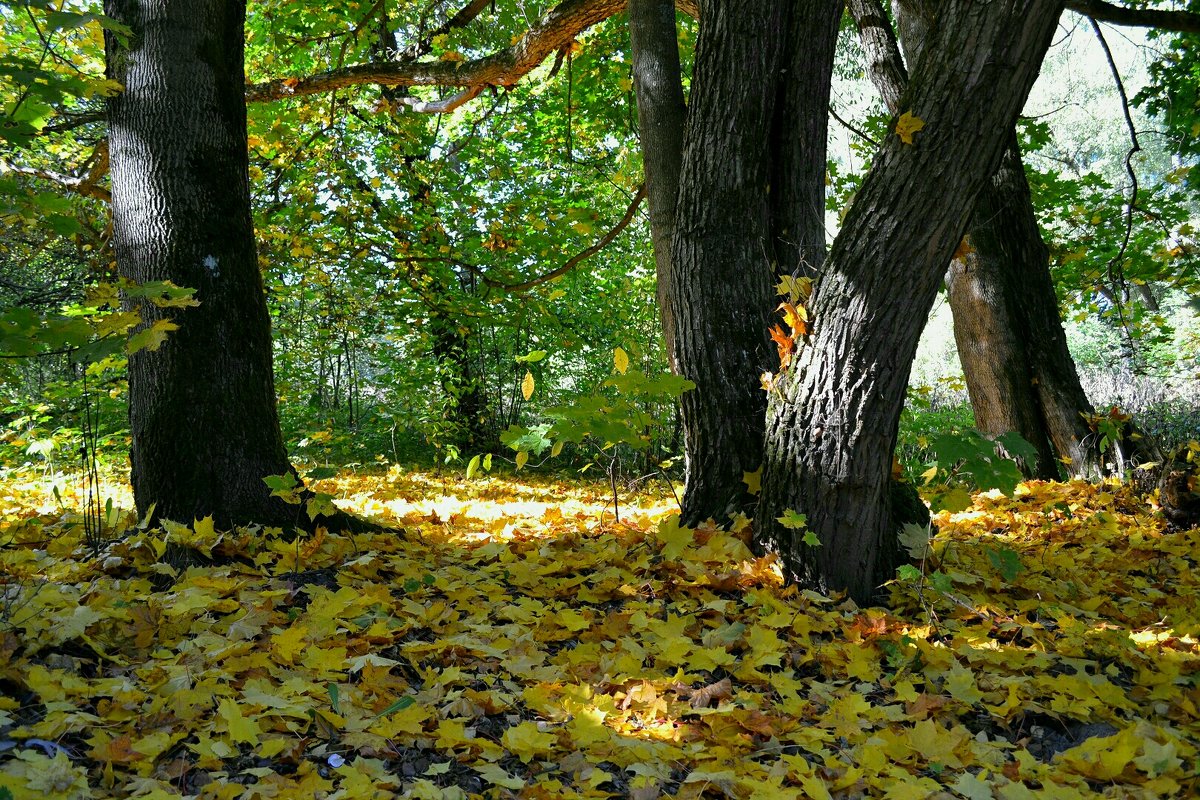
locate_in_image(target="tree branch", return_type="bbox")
[246,0,698,105]
[846,0,908,114]
[401,0,494,60]
[501,183,646,292]
[0,151,110,202]
[1065,0,1200,34]
[394,84,485,113]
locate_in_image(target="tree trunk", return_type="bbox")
[955,138,1101,478]
[770,0,843,278]
[852,0,1094,479]
[668,0,787,525]
[105,0,302,528]
[945,147,1065,478]
[758,0,1063,605]
[629,0,687,369]
[429,313,493,450]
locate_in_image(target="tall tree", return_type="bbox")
[104,0,312,528]
[628,0,687,369]
[853,0,1151,480]
[665,0,785,524]
[757,0,1064,604]
[638,0,843,526]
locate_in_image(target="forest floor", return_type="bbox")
[0,466,1197,799]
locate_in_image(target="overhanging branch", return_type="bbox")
[246,0,699,105]
[501,183,646,293]
[1064,0,1200,33]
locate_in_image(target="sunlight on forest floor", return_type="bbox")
[1,469,1198,798]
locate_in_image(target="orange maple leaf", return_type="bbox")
[769,324,794,370]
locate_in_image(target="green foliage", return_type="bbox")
[921,428,1035,512]
[499,360,694,472]
[986,546,1024,583]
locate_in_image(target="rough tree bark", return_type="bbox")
[667,0,787,525]
[629,0,687,369]
[757,0,1064,605]
[104,0,316,529]
[863,0,1108,478]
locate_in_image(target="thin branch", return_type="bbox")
[829,106,879,147]
[1066,0,1200,34]
[0,157,110,201]
[401,0,494,60]
[1090,16,1141,356]
[39,110,105,134]
[394,84,485,113]
[501,183,646,292]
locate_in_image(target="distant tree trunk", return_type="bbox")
[668,0,787,524]
[758,0,1063,605]
[105,0,305,528]
[629,0,687,369]
[953,138,1103,477]
[429,312,493,450]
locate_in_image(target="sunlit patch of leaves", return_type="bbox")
[1,470,1198,798]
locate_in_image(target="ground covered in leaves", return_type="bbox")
[1,468,1198,798]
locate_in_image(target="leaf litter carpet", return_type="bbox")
[1,469,1197,798]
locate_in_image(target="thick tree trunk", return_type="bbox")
[758,0,1063,605]
[668,0,787,524]
[954,139,1100,478]
[947,146,1063,479]
[105,0,302,528]
[853,0,1094,479]
[629,0,687,369]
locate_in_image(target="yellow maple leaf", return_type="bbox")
[655,515,695,559]
[475,763,525,789]
[1061,726,1140,780]
[555,608,590,632]
[126,318,179,355]
[1135,736,1183,778]
[567,707,611,745]
[216,697,261,745]
[271,624,309,664]
[500,720,557,763]
[192,514,215,539]
[943,662,984,705]
[907,718,968,768]
[895,110,925,145]
[743,467,762,496]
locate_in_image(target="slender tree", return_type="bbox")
[628,0,687,369]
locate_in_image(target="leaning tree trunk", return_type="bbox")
[105,0,304,528]
[758,0,1063,605]
[668,0,787,525]
[852,0,1097,480]
[952,137,1099,479]
[629,0,687,370]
